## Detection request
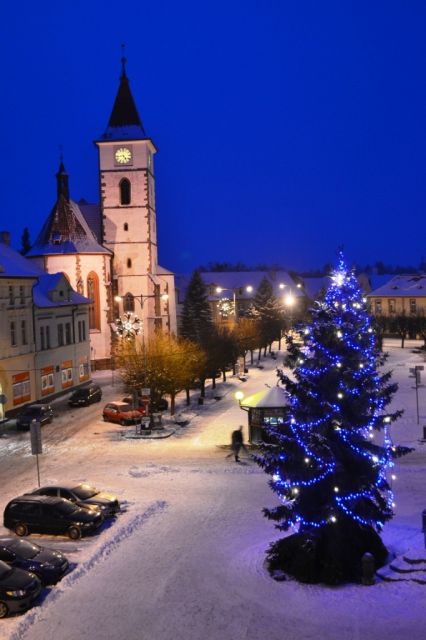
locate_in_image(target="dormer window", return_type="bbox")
[120,179,131,205]
[52,232,62,245]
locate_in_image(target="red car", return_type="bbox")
[102,402,144,425]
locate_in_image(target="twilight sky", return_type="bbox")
[1,1,426,273]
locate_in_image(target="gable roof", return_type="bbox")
[0,240,44,278]
[368,274,426,297]
[33,273,90,308]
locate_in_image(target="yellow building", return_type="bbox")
[367,275,426,316]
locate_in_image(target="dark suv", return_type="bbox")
[68,383,102,407]
[3,495,103,540]
[16,404,54,430]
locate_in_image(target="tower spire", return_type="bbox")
[121,43,127,78]
[56,153,69,200]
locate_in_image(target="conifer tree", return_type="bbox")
[250,277,283,352]
[20,227,31,255]
[181,270,213,343]
[256,254,408,584]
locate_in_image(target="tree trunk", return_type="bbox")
[258,349,261,362]
[250,350,254,365]
[401,334,405,348]
[170,393,176,416]
[201,379,205,397]
[212,376,216,389]
[186,388,190,405]
[263,346,267,356]
[222,369,226,382]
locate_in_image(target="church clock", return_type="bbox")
[114,147,132,164]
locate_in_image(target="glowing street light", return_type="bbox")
[215,285,252,321]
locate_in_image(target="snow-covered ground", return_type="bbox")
[0,340,425,640]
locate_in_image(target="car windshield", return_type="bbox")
[72,389,87,398]
[8,539,39,560]
[23,407,42,416]
[72,484,98,500]
[0,560,13,579]
[55,501,78,515]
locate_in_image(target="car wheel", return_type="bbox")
[0,601,9,619]
[67,525,81,540]
[14,522,28,536]
[120,419,126,426]
[103,416,108,422]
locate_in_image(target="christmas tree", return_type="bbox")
[256,254,408,584]
[181,270,213,343]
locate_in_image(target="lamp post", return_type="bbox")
[215,286,253,322]
[284,292,295,334]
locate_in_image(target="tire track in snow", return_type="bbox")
[9,500,168,640]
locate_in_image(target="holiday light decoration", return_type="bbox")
[114,312,141,340]
[256,253,407,579]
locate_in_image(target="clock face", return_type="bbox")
[115,147,132,164]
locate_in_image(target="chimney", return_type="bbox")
[0,231,10,246]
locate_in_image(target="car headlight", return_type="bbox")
[6,589,26,597]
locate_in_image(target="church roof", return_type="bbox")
[27,160,110,257]
[100,57,149,142]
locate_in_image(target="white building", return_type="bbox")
[27,57,176,366]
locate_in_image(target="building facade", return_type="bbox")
[0,237,90,419]
[367,274,426,317]
[27,57,176,366]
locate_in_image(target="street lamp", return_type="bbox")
[283,292,296,334]
[215,286,252,321]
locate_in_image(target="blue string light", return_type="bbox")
[258,253,401,533]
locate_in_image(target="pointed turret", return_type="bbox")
[56,159,69,200]
[101,55,148,141]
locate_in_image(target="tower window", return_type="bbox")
[127,258,132,268]
[120,178,131,205]
[124,293,135,313]
[87,271,101,330]
[124,223,128,231]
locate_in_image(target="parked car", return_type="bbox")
[30,483,120,517]
[123,394,168,412]
[0,538,68,585]
[102,401,144,425]
[3,495,103,540]
[0,559,41,618]
[68,383,102,407]
[16,404,53,430]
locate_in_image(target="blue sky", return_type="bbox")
[1,1,426,272]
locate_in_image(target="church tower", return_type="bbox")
[95,56,176,338]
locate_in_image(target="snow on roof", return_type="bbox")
[27,198,111,257]
[368,274,426,297]
[240,385,288,409]
[33,272,90,308]
[176,271,305,302]
[0,241,44,278]
[79,201,102,244]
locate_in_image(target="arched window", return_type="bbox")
[87,272,100,330]
[124,293,135,313]
[120,178,131,205]
[124,223,128,231]
[127,258,132,268]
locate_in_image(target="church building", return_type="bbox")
[27,58,177,366]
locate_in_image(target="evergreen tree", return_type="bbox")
[181,270,213,343]
[20,227,31,255]
[256,254,408,584]
[251,277,283,352]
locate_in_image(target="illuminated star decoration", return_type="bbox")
[114,313,141,341]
